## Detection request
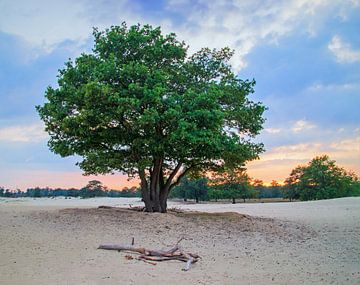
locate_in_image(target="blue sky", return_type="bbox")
[0,0,359,190]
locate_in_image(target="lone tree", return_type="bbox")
[37,23,266,212]
[80,180,107,198]
[285,155,359,201]
[211,168,254,203]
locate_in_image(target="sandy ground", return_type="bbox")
[0,197,359,285]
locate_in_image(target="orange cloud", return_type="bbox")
[247,136,360,184]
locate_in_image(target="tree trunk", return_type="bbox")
[139,178,169,213]
[159,186,169,213]
[140,186,164,212]
[142,192,153,212]
[140,183,172,213]
[138,161,187,213]
[159,192,167,213]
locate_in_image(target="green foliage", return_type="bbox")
[36,23,266,212]
[0,187,23,198]
[169,176,289,202]
[351,181,360,196]
[170,176,208,202]
[208,187,224,201]
[211,169,255,203]
[285,155,359,201]
[0,184,141,198]
[79,180,107,198]
[259,180,283,199]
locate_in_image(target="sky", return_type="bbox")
[0,0,359,190]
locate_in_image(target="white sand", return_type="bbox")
[176,197,360,227]
[0,197,359,284]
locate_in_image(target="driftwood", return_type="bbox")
[98,238,200,271]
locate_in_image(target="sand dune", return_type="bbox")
[0,197,359,284]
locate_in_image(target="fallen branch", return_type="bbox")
[98,238,200,271]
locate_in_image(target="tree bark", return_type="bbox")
[159,185,169,213]
[139,168,152,212]
[150,158,162,212]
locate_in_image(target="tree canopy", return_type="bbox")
[37,23,266,212]
[285,155,360,201]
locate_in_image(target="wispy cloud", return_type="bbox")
[330,136,360,152]
[1,1,358,70]
[248,136,360,182]
[163,0,358,71]
[307,82,360,92]
[262,142,323,161]
[262,137,360,163]
[291,119,316,133]
[264,128,282,134]
[0,0,135,53]
[0,123,48,142]
[328,35,360,63]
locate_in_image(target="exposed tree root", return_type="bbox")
[98,238,200,271]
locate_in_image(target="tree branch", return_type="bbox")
[138,168,148,192]
[169,164,197,191]
[98,239,200,271]
[164,162,182,190]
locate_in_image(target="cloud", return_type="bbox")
[163,0,358,71]
[248,135,360,182]
[262,137,360,164]
[264,128,281,134]
[328,35,360,63]
[1,1,358,71]
[330,136,360,152]
[262,142,323,161]
[0,123,48,142]
[307,82,360,92]
[291,119,316,133]
[0,0,136,53]
[0,0,87,52]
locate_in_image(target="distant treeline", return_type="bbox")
[169,156,360,203]
[0,180,140,198]
[170,175,360,204]
[0,182,282,201]
[169,177,286,203]
[1,156,359,202]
